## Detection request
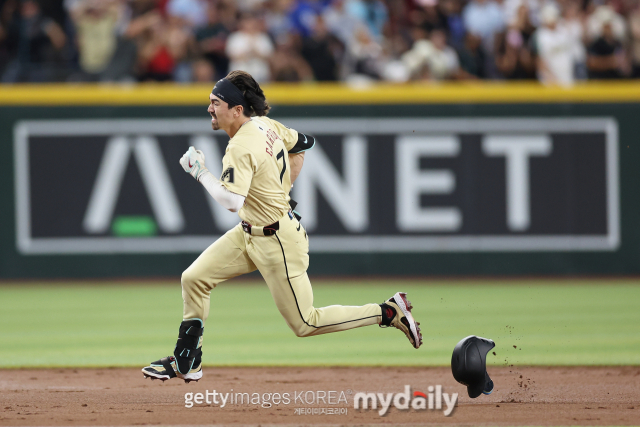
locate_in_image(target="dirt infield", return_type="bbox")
[0,366,638,426]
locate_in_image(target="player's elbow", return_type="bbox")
[227,198,244,213]
[222,193,245,212]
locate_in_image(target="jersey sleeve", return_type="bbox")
[219,145,256,197]
[261,117,299,151]
[262,117,316,154]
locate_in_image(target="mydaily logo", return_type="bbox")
[353,385,458,416]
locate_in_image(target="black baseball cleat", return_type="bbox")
[142,356,203,383]
[380,292,423,349]
[143,319,205,383]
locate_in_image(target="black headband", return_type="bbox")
[211,78,250,112]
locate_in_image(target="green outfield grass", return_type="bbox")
[0,279,638,367]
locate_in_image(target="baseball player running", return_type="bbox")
[142,71,422,382]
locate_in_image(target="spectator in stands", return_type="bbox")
[402,27,466,80]
[166,0,208,29]
[196,1,232,80]
[587,18,626,79]
[562,0,587,80]
[68,0,121,81]
[627,1,640,76]
[440,0,466,49]
[289,0,329,37]
[409,0,446,37]
[265,0,295,40]
[456,32,486,78]
[323,0,360,46]
[127,10,173,80]
[301,16,341,80]
[342,23,383,81]
[225,13,274,82]
[534,4,574,86]
[165,13,199,82]
[462,0,505,77]
[1,0,66,82]
[462,0,505,49]
[126,7,196,81]
[587,5,626,42]
[494,3,535,80]
[345,0,388,41]
[191,56,215,81]
[270,32,314,81]
[503,0,545,28]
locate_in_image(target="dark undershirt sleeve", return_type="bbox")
[288,133,316,154]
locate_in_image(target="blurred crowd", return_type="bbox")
[1,0,640,85]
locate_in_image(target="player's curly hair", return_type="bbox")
[226,70,270,117]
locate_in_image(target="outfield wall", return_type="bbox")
[1,82,639,278]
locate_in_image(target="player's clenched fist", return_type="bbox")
[180,146,208,181]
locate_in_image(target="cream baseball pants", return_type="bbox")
[181,212,382,337]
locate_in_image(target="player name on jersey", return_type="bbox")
[14,117,618,254]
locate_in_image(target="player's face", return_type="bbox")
[208,94,246,135]
[208,94,228,131]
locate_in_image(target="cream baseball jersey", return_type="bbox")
[219,116,302,226]
[142,77,419,385]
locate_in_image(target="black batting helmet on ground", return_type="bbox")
[451,335,495,398]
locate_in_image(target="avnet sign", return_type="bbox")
[14,118,619,254]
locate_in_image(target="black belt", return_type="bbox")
[242,200,302,236]
[242,220,279,236]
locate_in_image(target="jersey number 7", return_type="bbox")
[276,149,287,183]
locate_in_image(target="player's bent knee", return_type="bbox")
[293,329,312,338]
[291,323,314,338]
[181,269,198,289]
